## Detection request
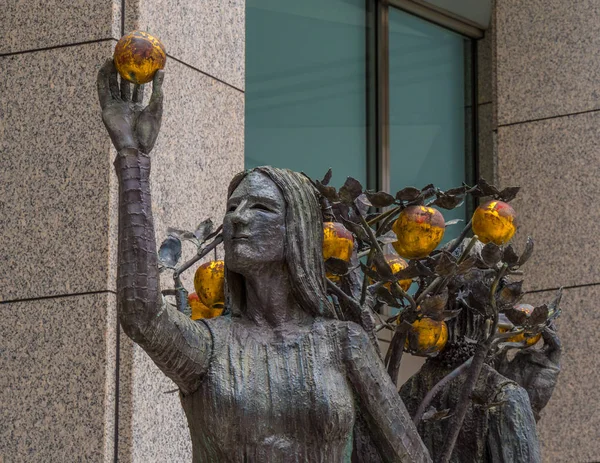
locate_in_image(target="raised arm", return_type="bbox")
[97,59,211,395]
[497,325,561,421]
[343,322,431,463]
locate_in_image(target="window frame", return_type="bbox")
[368,0,480,217]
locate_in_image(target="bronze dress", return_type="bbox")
[136,302,430,463]
[182,317,356,462]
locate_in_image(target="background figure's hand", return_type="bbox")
[97,58,164,153]
[497,324,561,421]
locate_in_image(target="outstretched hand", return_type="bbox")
[497,324,561,421]
[97,58,164,154]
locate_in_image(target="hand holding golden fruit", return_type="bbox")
[392,206,445,259]
[405,317,448,356]
[499,304,542,346]
[114,31,166,84]
[472,200,516,245]
[194,260,225,310]
[97,57,164,153]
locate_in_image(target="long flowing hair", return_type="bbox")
[225,166,336,319]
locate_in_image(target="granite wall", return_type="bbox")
[0,1,244,461]
[491,1,600,461]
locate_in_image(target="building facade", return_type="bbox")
[1,1,598,461]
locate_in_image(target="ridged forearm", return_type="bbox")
[114,148,160,339]
[113,149,211,393]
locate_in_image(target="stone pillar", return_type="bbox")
[494,1,600,461]
[1,1,244,461]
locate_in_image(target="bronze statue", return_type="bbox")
[98,55,561,462]
[98,59,430,462]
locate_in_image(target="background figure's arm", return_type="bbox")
[98,59,211,395]
[343,322,431,463]
[487,383,542,463]
[497,325,561,421]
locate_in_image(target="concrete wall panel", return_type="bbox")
[497,111,600,291]
[1,0,119,54]
[0,293,117,462]
[497,0,600,125]
[124,0,245,90]
[0,42,116,301]
[527,286,600,463]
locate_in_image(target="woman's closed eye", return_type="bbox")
[251,204,273,212]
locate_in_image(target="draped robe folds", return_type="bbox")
[138,306,431,462]
[181,316,356,462]
[399,361,541,463]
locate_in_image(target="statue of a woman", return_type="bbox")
[98,60,431,462]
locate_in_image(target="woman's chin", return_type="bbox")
[225,250,262,274]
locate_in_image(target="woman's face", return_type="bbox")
[223,172,287,274]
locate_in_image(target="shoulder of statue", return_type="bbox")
[196,315,233,345]
[476,364,521,404]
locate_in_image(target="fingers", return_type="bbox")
[132,84,144,104]
[108,62,120,101]
[120,78,131,101]
[97,59,119,109]
[147,70,164,113]
[136,71,165,153]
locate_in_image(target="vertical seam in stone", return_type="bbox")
[114,320,120,463]
[115,0,124,457]
[121,0,125,36]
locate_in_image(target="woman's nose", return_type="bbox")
[230,202,250,225]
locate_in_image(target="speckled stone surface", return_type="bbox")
[124,0,245,90]
[524,286,600,463]
[496,0,600,125]
[0,0,119,54]
[0,292,117,462]
[478,102,496,183]
[103,291,118,462]
[497,111,600,291]
[0,42,116,301]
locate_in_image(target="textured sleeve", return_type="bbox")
[114,150,212,396]
[343,322,431,463]
[487,383,542,463]
[133,296,213,396]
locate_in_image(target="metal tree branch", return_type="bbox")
[412,357,473,426]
